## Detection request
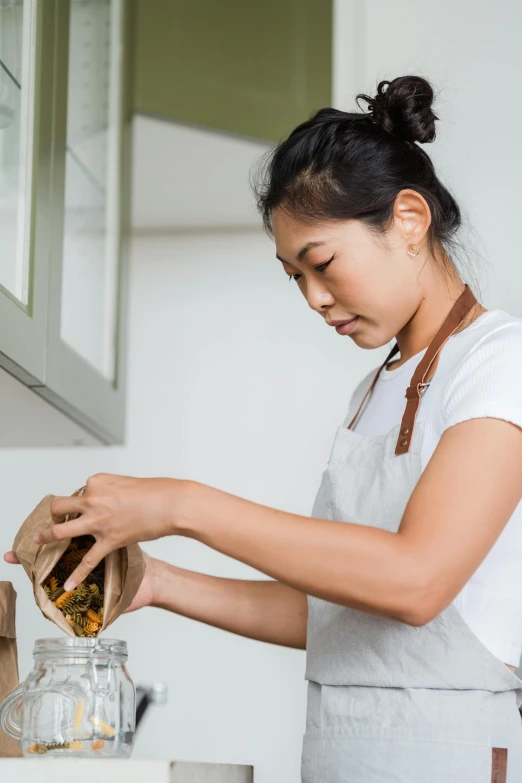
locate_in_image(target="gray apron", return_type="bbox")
[303,286,522,782]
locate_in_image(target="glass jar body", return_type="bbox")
[0,638,135,758]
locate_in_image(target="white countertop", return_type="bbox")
[0,759,253,783]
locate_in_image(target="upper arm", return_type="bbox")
[399,417,522,624]
[398,324,522,625]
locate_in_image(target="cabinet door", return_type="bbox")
[134,0,332,143]
[41,0,132,444]
[0,0,53,384]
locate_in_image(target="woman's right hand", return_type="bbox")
[4,547,156,613]
[125,552,159,613]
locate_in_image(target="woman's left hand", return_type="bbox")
[33,473,190,590]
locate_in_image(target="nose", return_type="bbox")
[305,279,335,313]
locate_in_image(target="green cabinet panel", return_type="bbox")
[133,0,332,142]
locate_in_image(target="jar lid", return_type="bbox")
[33,637,128,659]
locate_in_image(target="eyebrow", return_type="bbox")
[276,240,327,265]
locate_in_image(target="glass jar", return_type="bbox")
[0,637,135,757]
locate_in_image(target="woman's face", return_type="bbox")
[271,207,428,350]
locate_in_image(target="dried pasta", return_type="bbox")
[89,715,115,737]
[33,741,71,753]
[73,700,85,728]
[87,609,102,624]
[65,612,88,628]
[55,589,75,608]
[50,586,65,602]
[41,535,105,637]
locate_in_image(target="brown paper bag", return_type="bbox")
[12,492,145,638]
[0,582,22,757]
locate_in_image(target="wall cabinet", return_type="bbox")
[0,0,132,444]
[133,0,333,143]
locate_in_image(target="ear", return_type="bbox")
[392,189,432,246]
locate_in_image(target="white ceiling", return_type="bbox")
[131,115,271,231]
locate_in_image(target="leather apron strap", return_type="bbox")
[347,344,399,432]
[347,285,479,455]
[491,747,508,783]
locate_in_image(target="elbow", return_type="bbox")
[390,575,444,628]
[398,603,438,628]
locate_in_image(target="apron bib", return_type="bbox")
[303,286,522,782]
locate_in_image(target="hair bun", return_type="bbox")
[357,75,438,144]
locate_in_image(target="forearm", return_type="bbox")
[176,482,422,623]
[151,558,308,649]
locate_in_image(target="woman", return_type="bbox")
[6,75,522,781]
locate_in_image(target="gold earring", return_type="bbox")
[407,244,420,256]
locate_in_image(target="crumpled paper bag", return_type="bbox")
[12,491,145,638]
[0,581,22,757]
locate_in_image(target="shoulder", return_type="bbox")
[443,309,522,365]
[439,310,522,431]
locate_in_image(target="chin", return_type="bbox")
[350,334,377,349]
[350,326,392,351]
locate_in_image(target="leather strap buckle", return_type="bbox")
[405,381,431,400]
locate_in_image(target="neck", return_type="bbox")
[394,259,486,366]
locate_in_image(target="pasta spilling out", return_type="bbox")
[41,536,104,637]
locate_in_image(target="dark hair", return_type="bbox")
[253,75,461,261]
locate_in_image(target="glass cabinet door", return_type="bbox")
[60,0,121,380]
[0,0,33,303]
[45,0,130,443]
[0,0,53,383]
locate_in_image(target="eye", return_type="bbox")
[287,254,335,283]
[314,256,335,273]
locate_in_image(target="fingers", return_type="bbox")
[3,551,20,564]
[64,543,108,591]
[50,495,87,524]
[35,519,89,546]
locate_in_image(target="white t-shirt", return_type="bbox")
[343,309,522,667]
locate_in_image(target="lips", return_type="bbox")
[328,317,357,327]
[331,316,360,336]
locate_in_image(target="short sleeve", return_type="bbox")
[443,323,522,433]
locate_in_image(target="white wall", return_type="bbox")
[131,116,267,230]
[334,0,522,317]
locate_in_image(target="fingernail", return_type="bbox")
[33,535,41,544]
[64,580,75,592]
